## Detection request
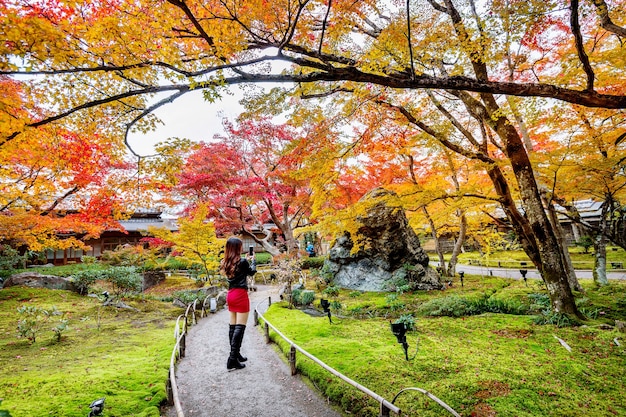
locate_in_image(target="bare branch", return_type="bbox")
[318,0,333,55]
[590,0,626,38]
[570,0,595,91]
[406,0,415,79]
[376,99,494,163]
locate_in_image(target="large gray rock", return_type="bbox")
[3,272,77,291]
[325,188,443,292]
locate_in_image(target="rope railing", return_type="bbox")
[167,296,211,417]
[254,296,460,417]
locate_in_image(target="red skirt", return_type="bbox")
[227,288,250,313]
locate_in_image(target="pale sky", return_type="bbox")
[126,87,249,157]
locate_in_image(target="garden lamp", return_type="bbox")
[519,269,528,286]
[320,299,333,324]
[458,271,464,287]
[390,322,410,361]
[88,397,105,417]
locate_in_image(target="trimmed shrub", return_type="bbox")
[71,269,107,295]
[103,266,143,296]
[299,256,326,270]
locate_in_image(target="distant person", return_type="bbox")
[220,237,256,370]
[306,242,316,257]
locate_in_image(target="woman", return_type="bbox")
[220,237,256,370]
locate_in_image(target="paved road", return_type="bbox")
[446,263,626,280]
[162,284,342,417]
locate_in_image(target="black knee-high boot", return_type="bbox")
[229,324,247,362]
[227,324,246,370]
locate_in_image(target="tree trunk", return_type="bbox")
[447,212,467,277]
[593,233,609,286]
[543,193,583,292]
[242,229,281,257]
[497,120,580,316]
[424,207,447,276]
[594,204,610,286]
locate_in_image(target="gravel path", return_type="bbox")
[162,284,343,417]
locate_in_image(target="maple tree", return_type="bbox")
[533,101,626,285]
[173,118,314,256]
[148,203,223,283]
[0,76,139,253]
[2,0,625,315]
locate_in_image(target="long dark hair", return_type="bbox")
[220,237,242,279]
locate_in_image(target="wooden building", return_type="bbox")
[46,210,178,265]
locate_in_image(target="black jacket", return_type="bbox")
[228,258,256,290]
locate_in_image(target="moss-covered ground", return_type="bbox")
[0,277,191,417]
[262,275,626,417]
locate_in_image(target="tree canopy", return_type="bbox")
[2,0,626,315]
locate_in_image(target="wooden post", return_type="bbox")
[379,402,391,417]
[289,345,297,376]
[180,334,186,358]
[166,376,173,405]
[264,322,270,343]
[268,296,272,306]
[254,310,259,326]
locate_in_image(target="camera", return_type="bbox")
[249,245,254,256]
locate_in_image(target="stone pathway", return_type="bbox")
[162,284,343,417]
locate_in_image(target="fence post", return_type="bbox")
[268,296,272,306]
[180,333,186,358]
[264,322,270,343]
[166,375,174,405]
[254,309,259,326]
[289,345,297,376]
[379,402,391,417]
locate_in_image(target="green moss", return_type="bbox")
[0,287,178,417]
[262,278,626,417]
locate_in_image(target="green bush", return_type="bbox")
[418,295,530,317]
[417,296,472,317]
[385,293,406,312]
[300,290,316,306]
[164,257,190,270]
[0,245,25,278]
[393,313,416,331]
[103,266,143,296]
[16,305,64,344]
[299,256,326,270]
[254,252,273,265]
[532,311,580,327]
[172,290,204,306]
[80,255,97,264]
[528,293,551,312]
[322,285,339,297]
[71,269,106,295]
[291,289,315,306]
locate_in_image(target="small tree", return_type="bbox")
[149,203,223,284]
[576,236,594,254]
[16,306,64,344]
[275,256,303,308]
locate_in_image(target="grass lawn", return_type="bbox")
[262,275,626,417]
[0,280,187,417]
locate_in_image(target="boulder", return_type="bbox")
[325,188,443,292]
[3,272,77,292]
[142,270,166,291]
